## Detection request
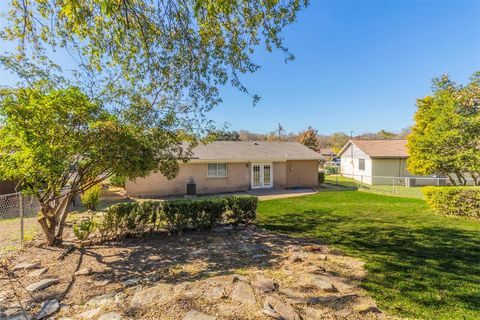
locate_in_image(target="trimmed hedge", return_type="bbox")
[422,187,480,219]
[225,196,258,225]
[99,195,258,239]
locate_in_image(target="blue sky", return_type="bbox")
[211,0,480,134]
[0,0,479,135]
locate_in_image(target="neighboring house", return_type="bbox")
[126,141,322,197]
[338,139,435,185]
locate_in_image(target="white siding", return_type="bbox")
[340,144,372,184]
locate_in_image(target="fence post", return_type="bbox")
[360,175,363,190]
[19,193,24,248]
[392,178,396,195]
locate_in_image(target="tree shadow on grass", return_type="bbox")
[259,209,480,318]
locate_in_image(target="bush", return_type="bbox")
[226,196,258,225]
[110,174,126,188]
[73,217,96,241]
[318,172,325,185]
[98,195,258,239]
[423,187,480,219]
[162,197,227,233]
[81,184,101,210]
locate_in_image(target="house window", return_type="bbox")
[207,163,227,177]
[358,159,365,171]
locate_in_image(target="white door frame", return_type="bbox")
[251,163,273,189]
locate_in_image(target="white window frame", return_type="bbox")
[251,163,273,189]
[207,163,228,178]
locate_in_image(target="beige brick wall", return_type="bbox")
[126,160,317,197]
[286,160,319,188]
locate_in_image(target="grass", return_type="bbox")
[257,191,480,320]
[324,174,425,199]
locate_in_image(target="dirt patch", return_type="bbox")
[1,225,387,320]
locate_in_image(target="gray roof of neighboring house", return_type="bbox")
[338,139,409,158]
[189,141,322,161]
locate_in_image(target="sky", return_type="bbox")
[210,0,480,134]
[0,0,479,135]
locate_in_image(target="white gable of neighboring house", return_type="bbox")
[339,143,373,184]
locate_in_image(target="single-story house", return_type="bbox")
[338,139,436,186]
[126,141,322,197]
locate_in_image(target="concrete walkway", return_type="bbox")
[246,188,318,200]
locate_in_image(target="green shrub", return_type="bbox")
[163,197,228,233]
[81,184,101,210]
[73,217,96,241]
[162,200,191,234]
[110,174,126,188]
[423,187,480,219]
[318,172,325,185]
[99,202,136,239]
[226,196,258,225]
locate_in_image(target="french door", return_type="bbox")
[251,163,273,189]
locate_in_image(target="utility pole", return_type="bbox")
[278,123,283,142]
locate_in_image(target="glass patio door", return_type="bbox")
[251,163,273,189]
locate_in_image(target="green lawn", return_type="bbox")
[324,174,425,199]
[257,191,480,320]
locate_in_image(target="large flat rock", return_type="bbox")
[130,283,173,309]
[231,281,256,306]
[25,278,59,292]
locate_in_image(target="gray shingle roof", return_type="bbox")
[189,141,322,161]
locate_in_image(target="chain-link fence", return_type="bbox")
[324,173,477,199]
[0,193,41,255]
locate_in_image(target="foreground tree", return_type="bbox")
[1,1,307,244]
[407,72,480,185]
[0,84,189,245]
[298,126,320,151]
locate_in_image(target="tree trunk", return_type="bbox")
[37,193,73,246]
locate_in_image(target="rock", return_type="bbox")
[98,312,123,320]
[25,278,59,292]
[74,268,91,276]
[204,285,225,300]
[28,268,48,277]
[278,288,306,304]
[78,308,101,319]
[354,304,382,314]
[122,278,141,288]
[86,293,116,307]
[251,273,276,293]
[1,313,32,320]
[94,279,111,287]
[303,307,324,320]
[12,262,40,271]
[231,281,256,306]
[312,278,338,293]
[114,292,127,306]
[263,295,300,320]
[130,283,173,309]
[36,299,59,319]
[182,310,216,320]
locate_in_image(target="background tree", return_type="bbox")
[298,126,320,151]
[407,72,480,185]
[0,84,190,245]
[207,130,241,141]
